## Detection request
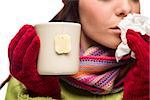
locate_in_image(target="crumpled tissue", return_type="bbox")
[115,13,150,62]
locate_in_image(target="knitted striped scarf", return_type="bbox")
[61,46,132,95]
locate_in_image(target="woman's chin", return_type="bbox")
[103,41,121,49]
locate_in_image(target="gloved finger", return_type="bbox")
[126,29,149,60]
[8,25,33,60]
[142,34,150,43]
[28,75,61,97]
[25,75,61,98]
[22,35,40,73]
[11,27,36,76]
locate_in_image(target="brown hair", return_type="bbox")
[50,0,80,23]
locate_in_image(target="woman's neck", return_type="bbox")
[80,30,99,52]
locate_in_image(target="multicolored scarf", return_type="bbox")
[61,46,132,95]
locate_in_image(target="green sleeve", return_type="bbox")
[5,77,53,100]
[5,77,123,100]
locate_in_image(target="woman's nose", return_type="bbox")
[115,0,132,17]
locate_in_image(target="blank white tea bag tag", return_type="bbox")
[55,34,71,54]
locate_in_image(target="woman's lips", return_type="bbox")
[110,26,120,30]
[110,26,121,34]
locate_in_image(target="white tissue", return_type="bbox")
[115,13,150,62]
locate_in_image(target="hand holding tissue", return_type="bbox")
[116,14,150,99]
[115,13,150,61]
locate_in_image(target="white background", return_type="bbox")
[0,0,149,99]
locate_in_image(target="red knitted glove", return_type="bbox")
[8,25,61,99]
[123,29,150,100]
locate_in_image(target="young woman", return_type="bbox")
[3,0,149,100]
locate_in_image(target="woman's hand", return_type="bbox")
[8,25,61,99]
[123,29,149,100]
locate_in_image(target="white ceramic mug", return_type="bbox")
[34,22,81,75]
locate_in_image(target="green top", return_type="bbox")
[5,77,123,100]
